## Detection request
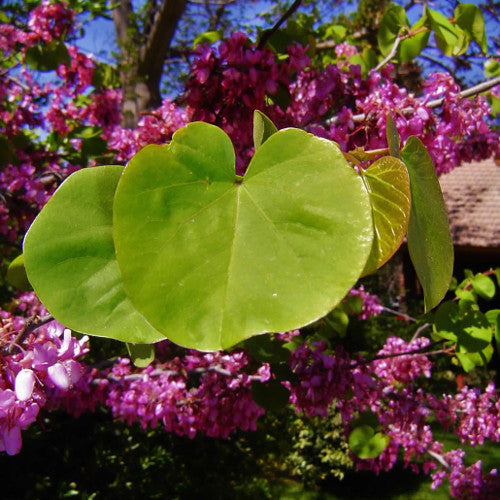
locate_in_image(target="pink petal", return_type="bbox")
[15,369,35,401]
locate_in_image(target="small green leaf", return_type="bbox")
[425,7,459,56]
[456,344,493,372]
[386,115,400,158]
[23,166,165,343]
[472,274,496,300]
[253,110,278,151]
[7,254,33,291]
[485,59,500,78]
[193,30,222,48]
[454,4,487,53]
[401,136,453,311]
[243,334,290,363]
[251,379,290,412]
[378,4,410,56]
[362,156,411,275]
[25,41,70,71]
[325,308,350,336]
[126,343,156,368]
[348,425,390,459]
[399,16,430,61]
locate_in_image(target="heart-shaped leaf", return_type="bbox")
[23,166,165,343]
[113,122,373,351]
[361,156,411,275]
[401,136,453,311]
[348,425,390,459]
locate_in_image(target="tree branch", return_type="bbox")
[374,35,401,72]
[6,314,54,355]
[257,0,303,50]
[327,76,500,125]
[140,0,187,80]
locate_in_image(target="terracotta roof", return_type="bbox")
[439,158,500,248]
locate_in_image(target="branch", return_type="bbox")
[97,364,263,383]
[327,76,500,125]
[257,0,303,50]
[374,35,401,72]
[140,0,187,79]
[6,314,54,355]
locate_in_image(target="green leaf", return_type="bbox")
[251,379,290,412]
[485,59,500,78]
[243,334,290,363]
[7,254,33,291]
[23,166,165,343]
[113,122,373,351]
[377,4,410,56]
[253,110,278,151]
[25,41,70,71]
[454,4,487,53]
[434,301,492,352]
[325,308,350,336]
[361,156,411,275]
[348,425,390,459]
[471,274,496,300]
[193,30,222,48]
[425,7,459,56]
[0,134,15,167]
[399,16,430,61]
[386,115,400,158]
[401,136,453,311]
[456,344,493,372]
[126,343,156,368]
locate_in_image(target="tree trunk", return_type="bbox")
[112,0,187,128]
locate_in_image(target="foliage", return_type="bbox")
[0,0,500,498]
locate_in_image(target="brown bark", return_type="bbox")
[112,0,187,128]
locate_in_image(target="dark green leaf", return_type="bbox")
[25,41,70,71]
[401,136,453,311]
[243,334,290,363]
[23,166,165,343]
[253,110,278,151]
[7,254,33,291]
[251,379,290,412]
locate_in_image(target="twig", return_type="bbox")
[382,306,418,322]
[257,0,303,50]
[351,339,446,367]
[411,322,431,341]
[6,314,54,355]
[427,449,451,470]
[374,35,401,72]
[327,76,500,126]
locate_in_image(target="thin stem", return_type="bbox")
[383,306,418,323]
[257,0,302,50]
[374,35,401,72]
[411,322,431,341]
[6,314,54,355]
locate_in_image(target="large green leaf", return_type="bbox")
[113,122,373,351]
[23,166,165,343]
[361,156,411,275]
[401,137,453,311]
[399,16,430,62]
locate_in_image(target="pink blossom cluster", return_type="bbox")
[348,285,384,320]
[0,311,89,455]
[102,349,267,439]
